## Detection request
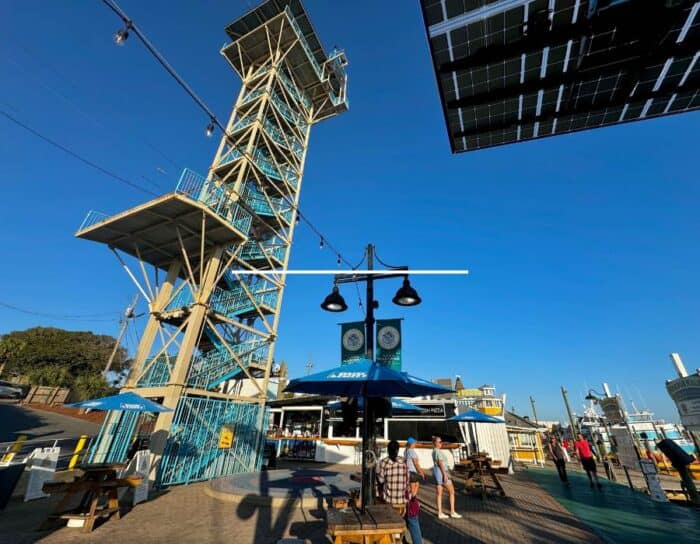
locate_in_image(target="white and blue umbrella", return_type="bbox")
[285,358,453,398]
[67,391,172,412]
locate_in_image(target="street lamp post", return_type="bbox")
[321,243,421,510]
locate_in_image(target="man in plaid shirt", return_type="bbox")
[376,440,409,507]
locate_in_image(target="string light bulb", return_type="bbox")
[337,255,341,265]
[319,238,325,249]
[114,25,130,46]
[206,119,215,137]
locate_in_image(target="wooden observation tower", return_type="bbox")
[76,0,348,485]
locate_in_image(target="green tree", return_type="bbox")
[0,327,128,399]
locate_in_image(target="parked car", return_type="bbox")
[0,380,26,399]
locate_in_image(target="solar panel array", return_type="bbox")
[420,0,700,152]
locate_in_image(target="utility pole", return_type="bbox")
[529,396,539,427]
[561,386,578,439]
[104,294,139,377]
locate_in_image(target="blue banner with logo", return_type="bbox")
[376,319,402,371]
[341,322,365,364]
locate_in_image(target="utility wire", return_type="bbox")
[101,0,224,134]
[6,41,180,179]
[0,108,158,197]
[0,301,119,321]
[100,0,359,270]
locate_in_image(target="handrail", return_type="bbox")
[175,168,252,234]
[78,210,109,231]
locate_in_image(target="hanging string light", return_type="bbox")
[205,118,215,137]
[113,22,131,45]
[319,237,325,249]
[337,254,341,265]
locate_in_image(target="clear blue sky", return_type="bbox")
[1,1,698,424]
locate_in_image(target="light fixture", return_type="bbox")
[321,284,347,312]
[337,255,341,265]
[206,119,215,137]
[114,25,130,46]
[319,238,325,249]
[392,277,421,306]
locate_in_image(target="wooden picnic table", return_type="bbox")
[454,454,506,499]
[327,503,406,544]
[40,463,143,533]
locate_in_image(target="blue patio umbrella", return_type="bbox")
[448,409,504,423]
[285,358,452,512]
[284,358,454,398]
[327,397,424,413]
[67,391,172,413]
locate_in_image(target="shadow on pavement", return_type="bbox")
[0,404,48,442]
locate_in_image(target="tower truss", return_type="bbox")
[76,0,347,486]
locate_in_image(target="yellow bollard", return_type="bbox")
[1,434,28,464]
[68,435,88,469]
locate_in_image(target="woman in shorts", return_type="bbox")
[431,436,461,519]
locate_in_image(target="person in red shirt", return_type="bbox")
[574,433,602,489]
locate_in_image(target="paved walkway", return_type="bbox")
[0,402,99,443]
[1,467,602,544]
[524,467,700,544]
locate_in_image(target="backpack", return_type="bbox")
[406,494,420,518]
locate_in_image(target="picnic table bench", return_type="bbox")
[40,463,143,533]
[453,454,506,499]
[327,503,405,544]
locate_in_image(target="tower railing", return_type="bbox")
[175,168,253,234]
[79,210,110,231]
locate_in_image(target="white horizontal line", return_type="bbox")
[225,269,470,276]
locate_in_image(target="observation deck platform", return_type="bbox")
[222,0,348,121]
[75,192,249,272]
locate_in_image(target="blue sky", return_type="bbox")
[1,1,698,423]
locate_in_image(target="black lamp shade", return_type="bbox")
[393,278,421,306]
[321,285,347,312]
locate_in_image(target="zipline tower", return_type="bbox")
[76,0,347,486]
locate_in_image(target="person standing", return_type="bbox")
[432,436,461,519]
[574,433,602,489]
[547,436,569,485]
[403,437,425,543]
[376,440,409,511]
[404,437,426,481]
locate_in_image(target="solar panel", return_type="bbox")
[420,0,700,152]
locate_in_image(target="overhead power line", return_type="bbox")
[0,301,119,321]
[0,108,157,197]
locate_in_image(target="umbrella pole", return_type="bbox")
[361,389,370,513]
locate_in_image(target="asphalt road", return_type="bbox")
[0,401,99,443]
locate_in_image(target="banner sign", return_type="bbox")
[341,322,365,364]
[376,319,402,371]
[24,447,59,502]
